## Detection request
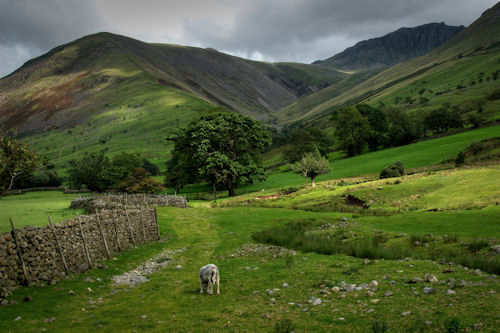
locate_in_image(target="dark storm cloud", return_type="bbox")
[181,0,497,62]
[0,0,109,77]
[0,0,497,77]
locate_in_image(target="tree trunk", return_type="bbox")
[228,186,236,197]
[212,182,217,199]
[304,175,308,187]
[311,178,316,187]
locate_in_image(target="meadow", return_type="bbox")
[0,206,498,332]
[0,191,84,233]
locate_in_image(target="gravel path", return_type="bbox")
[112,247,188,286]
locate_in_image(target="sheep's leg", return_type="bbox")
[216,274,220,295]
[208,281,213,294]
[200,279,204,294]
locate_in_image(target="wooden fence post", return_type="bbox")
[48,216,69,274]
[125,208,135,247]
[164,194,168,206]
[95,210,111,258]
[112,210,121,252]
[9,218,29,285]
[154,209,161,240]
[77,214,92,269]
[140,208,147,243]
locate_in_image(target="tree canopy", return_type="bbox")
[290,152,330,187]
[0,130,37,197]
[166,110,271,196]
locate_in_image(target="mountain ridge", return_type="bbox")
[314,22,464,71]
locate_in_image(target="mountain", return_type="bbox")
[0,32,348,170]
[277,3,500,128]
[313,22,464,71]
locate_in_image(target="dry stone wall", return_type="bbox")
[0,207,159,297]
[88,194,187,211]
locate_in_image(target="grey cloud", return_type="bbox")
[181,0,497,63]
[0,0,109,76]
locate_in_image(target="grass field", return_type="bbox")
[0,191,83,233]
[1,206,498,332]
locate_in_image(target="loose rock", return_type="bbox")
[423,287,435,294]
[425,273,438,283]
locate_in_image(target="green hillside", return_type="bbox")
[276,2,500,127]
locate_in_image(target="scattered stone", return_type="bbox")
[282,282,289,288]
[344,284,356,292]
[396,270,403,273]
[263,313,271,319]
[370,299,380,304]
[244,267,251,271]
[48,280,57,285]
[383,275,391,280]
[425,273,438,283]
[365,290,375,297]
[423,287,435,294]
[176,265,182,270]
[288,302,295,306]
[490,244,500,254]
[425,321,432,326]
[23,296,32,302]
[85,277,94,283]
[384,291,393,297]
[338,317,345,321]
[364,258,370,265]
[43,317,56,323]
[141,315,147,319]
[401,311,411,316]
[266,289,274,295]
[13,316,22,321]
[367,308,375,313]
[369,280,378,288]
[302,307,309,312]
[1,299,9,306]
[331,286,340,293]
[474,269,482,276]
[408,277,423,284]
[446,289,456,295]
[442,268,454,273]
[389,280,396,285]
[472,323,483,330]
[312,298,322,306]
[68,290,75,295]
[87,287,93,293]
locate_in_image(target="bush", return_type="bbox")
[455,151,466,166]
[116,168,165,194]
[142,158,161,176]
[380,161,404,179]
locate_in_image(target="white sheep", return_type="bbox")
[199,264,220,295]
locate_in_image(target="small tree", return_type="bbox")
[116,168,164,194]
[0,130,37,197]
[291,153,330,187]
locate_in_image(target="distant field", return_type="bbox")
[0,191,82,233]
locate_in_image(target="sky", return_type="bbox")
[0,0,498,77]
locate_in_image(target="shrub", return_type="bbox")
[380,161,404,179]
[116,168,165,194]
[455,151,466,166]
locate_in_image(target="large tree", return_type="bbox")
[331,106,370,157]
[166,110,271,196]
[0,130,37,197]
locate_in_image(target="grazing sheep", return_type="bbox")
[199,264,220,295]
